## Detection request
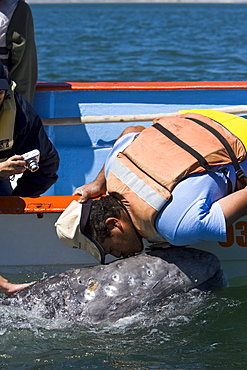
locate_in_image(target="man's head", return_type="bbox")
[0,61,10,107]
[56,196,144,264]
[85,196,144,259]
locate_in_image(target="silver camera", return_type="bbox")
[22,149,40,172]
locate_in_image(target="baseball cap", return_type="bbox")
[55,199,105,264]
[0,61,10,91]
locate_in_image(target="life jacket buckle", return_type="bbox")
[236,168,245,180]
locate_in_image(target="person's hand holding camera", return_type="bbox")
[0,154,26,179]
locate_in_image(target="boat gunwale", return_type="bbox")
[36,81,247,91]
[0,195,80,214]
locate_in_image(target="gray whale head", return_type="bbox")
[1,247,227,324]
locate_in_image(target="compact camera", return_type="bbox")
[22,149,40,172]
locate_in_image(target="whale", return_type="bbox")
[0,247,227,324]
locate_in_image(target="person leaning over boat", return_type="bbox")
[0,0,37,104]
[66,110,247,263]
[0,61,59,197]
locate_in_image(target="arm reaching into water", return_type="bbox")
[0,275,36,297]
[73,125,145,203]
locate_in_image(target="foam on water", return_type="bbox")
[0,289,213,335]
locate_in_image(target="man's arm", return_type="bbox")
[73,165,107,203]
[73,125,145,203]
[217,186,247,227]
[115,125,145,139]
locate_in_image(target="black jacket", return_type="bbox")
[11,92,59,197]
[6,0,38,104]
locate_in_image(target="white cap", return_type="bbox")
[55,200,105,263]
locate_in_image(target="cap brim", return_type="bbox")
[56,223,104,262]
[0,78,9,90]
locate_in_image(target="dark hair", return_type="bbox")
[85,195,126,244]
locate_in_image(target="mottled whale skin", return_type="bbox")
[1,247,226,324]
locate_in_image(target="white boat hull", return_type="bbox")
[1,202,246,280]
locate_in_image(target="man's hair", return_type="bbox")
[85,195,126,244]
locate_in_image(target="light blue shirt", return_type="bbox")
[105,133,247,246]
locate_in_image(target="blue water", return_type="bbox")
[0,3,247,369]
[31,3,247,83]
[0,284,247,369]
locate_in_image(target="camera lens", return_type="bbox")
[28,160,39,172]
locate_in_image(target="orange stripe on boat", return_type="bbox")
[0,195,80,214]
[0,194,107,214]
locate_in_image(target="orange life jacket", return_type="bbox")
[107,112,247,242]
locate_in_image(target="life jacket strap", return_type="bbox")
[153,122,212,172]
[188,117,246,188]
[153,117,246,193]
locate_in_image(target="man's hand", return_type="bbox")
[0,155,26,179]
[73,165,107,203]
[73,183,104,203]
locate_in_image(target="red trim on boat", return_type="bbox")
[36,81,247,91]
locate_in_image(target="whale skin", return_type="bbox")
[0,247,227,324]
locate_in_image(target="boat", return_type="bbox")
[1,81,247,283]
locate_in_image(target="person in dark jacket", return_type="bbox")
[0,0,37,104]
[0,61,59,196]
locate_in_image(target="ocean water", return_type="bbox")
[0,3,247,369]
[0,284,247,369]
[32,3,247,83]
